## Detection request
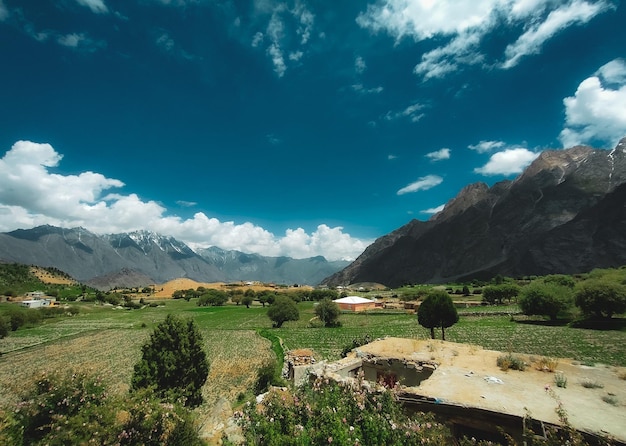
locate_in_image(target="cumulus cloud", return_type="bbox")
[474,148,539,176]
[559,58,626,148]
[75,0,108,14]
[468,140,506,153]
[351,84,384,94]
[357,0,614,80]
[397,175,443,195]
[0,141,369,261]
[425,148,451,161]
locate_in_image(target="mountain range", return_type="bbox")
[323,137,626,288]
[0,226,349,289]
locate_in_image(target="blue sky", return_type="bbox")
[1,0,625,261]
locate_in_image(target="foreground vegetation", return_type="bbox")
[1,265,625,443]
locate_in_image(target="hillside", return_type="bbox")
[323,138,626,287]
[0,228,349,289]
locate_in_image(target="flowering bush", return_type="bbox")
[237,374,450,445]
[4,370,204,446]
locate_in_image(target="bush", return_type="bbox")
[574,279,626,319]
[238,375,450,445]
[497,353,526,371]
[518,282,573,321]
[131,314,209,407]
[7,370,204,446]
[341,334,374,357]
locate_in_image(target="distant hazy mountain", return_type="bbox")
[323,138,626,288]
[0,226,349,289]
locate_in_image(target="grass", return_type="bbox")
[1,299,626,410]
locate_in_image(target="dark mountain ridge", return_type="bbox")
[0,227,349,289]
[323,138,626,288]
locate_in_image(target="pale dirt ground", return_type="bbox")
[151,278,311,298]
[30,266,77,285]
[358,337,626,442]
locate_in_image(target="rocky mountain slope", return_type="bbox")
[323,138,626,288]
[0,226,348,289]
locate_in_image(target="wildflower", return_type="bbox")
[328,436,333,443]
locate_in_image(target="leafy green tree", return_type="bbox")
[543,274,576,288]
[417,290,459,340]
[574,280,626,319]
[482,284,520,305]
[131,314,209,407]
[314,298,341,327]
[241,294,253,308]
[518,282,573,321]
[267,296,299,328]
[197,289,229,306]
[257,290,276,307]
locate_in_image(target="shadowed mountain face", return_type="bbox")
[0,227,348,289]
[323,138,626,288]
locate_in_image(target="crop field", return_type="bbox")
[1,299,625,413]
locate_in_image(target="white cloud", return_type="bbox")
[0,141,369,261]
[559,58,626,148]
[502,0,612,69]
[357,0,614,80]
[385,102,425,122]
[387,154,397,160]
[75,0,108,14]
[468,140,505,153]
[251,31,264,47]
[251,1,315,78]
[351,84,384,94]
[474,148,539,176]
[355,56,366,73]
[397,175,443,195]
[421,204,445,214]
[288,50,303,61]
[57,33,87,48]
[425,148,451,161]
[0,0,9,21]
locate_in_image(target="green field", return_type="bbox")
[1,299,625,411]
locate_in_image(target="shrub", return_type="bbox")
[238,375,450,445]
[7,370,203,446]
[497,353,526,371]
[554,372,567,388]
[535,357,559,372]
[341,334,373,357]
[574,279,626,319]
[518,282,573,321]
[580,378,603,389]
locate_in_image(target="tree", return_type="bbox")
[131,314,209,407]
[241,294,253,308]
[482,284,520,305]
[574,280,626,319]
[314,298,341,327]
[267,296,299,328]
[518,282,573,321]
[417,290,459,340]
